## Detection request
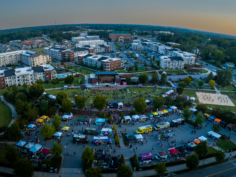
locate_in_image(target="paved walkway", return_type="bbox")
[1,96,17,127]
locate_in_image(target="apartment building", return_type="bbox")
[1,65,56,88]
[61,50,74,61]
[160,56,184,70]
[44,47,65,60]
[109,31,132,42]
[82,55,122,71]
[76,40,107,47]
[132,43,143,51]
[72,36,100,43]
[0,50,51,67]
[170,51,196,65]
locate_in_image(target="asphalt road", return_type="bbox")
[176,160,236,177]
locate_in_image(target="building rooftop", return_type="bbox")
[169,57,184,61]
[110,31,130,34]
[95,72,117,75]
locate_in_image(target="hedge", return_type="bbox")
[114,134,120,146]
[122,133,129,146]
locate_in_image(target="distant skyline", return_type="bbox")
[1,0,236,36]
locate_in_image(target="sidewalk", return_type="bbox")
[1,96,17,127]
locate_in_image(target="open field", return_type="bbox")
[217,85,236,91]
[216,140,236,151]
[46,87,164,106]
[0,101,12,127]
[72,66,96,75]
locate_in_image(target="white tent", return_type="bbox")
[118,102,123,108]
[198,136,207,141]
[25,142,35,149]
[27,124,36,129]
[135,134,143,141]
[16,140,26,147]
[63,85,69,88]
[132,115,140,120]
[190,97,196,101]
[124,116,131,121]
[30,144,42,153]
[139,115,147,119]
[145,100,150,103]
[43,92,46,95]
[62,115,70,119]
[190,108,197,112]
[208,131,221,139]
[48,95,56,99]
[54,132,62,137]
[157,111,164,115]
[170,106,177,110]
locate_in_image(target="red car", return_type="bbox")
[179,78,183,81]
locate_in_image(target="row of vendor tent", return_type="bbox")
[16,141,44,153]
[194,136,208,144]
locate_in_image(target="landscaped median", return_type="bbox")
[122,133,129,146]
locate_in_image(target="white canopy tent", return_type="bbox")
[198,136,207,141]
[157,111,164,115]
[132,115,140,120]
[139,115,147,119]
[208,131,221,139]
[48,95,56,99]
[145,100,150,103]
[54,132,62,137]
[118,102,123,108]
[170,106,177,110]
[190,97,196,101]
[27,124,36,129]
[30,144,42,153]
[135,134,143,141]
[25,142,35,149]
[16,140,26,147]
[124,116,131,121]
[190,108,197,112]
[43,92,46,95]
[62,115,70,120]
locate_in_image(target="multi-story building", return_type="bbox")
[0,50,51,67]
[81,55,122,71]
[132,43,143,51]
[171,51,196,65]
[109,31,132,42]
[72,36,100,43]
[0,65,56,88]
[44,47,65,61]
[160,56,184,70]
[76,40,107,47]
[61,50,74,61]
[154,31,174,35]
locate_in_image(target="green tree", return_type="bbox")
[194,141,208,158]
[51,78,59,87]
[23,83,28,89]
[199,81,204,87]
[134,64,138,71]
[29,83,45,98]
[209,80,215,89]
[196,104,208,113]
[113,124,117,132]
[126,76,131,85]
[214,150,225,163]
[56,91,67,104]
[81,147,95,171]
[195,112,205,127]
[52,115,61,130]
[214,49,224,62]
[161,73,167,85]
[212,124,221,133]
[50,142,63,157]
[61,98,73,112]
[138,74,148,84]
[86,167,102,177]
[93,95,107,111]
[178,82,186,88]
[47,106,57,116]
[153,96,164,111]
[154,163,167,177]
[40,99,48,114]
[117,164,133,177]
[8,122,22,140]
[5,144,20,163]
[183,77,192,86]
[120,154,125,165]
[65,75,74,85]
[40,124,56,139]
[13,158,34,177]
[75,95,85,110]
[15,92,27,102]
[7,86,12,92]
[133,98,147,114]
[186,154,199,170]
[206,72,213,83]
[182,107,192,121]
[24,106,38,121]
[12,84,18,96]
[151,72,159,84]
[36,79,44,85]
[176,87,184,95]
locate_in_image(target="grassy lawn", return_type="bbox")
[0,147,11,165]
[133,72,154,76]
[165,70,185,74]
[207,147,218,155]
[116,70,127,73]
[72,66,96,75]
[216,140,236,151]
[138,67,145,71]
[46,87,164,106]
[0,101,12,127]
[187,69,208,74]
[32,48,44,53]
[217,85,236,91]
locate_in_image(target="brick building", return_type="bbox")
[109,31,132,42]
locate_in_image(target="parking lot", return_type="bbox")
[18,111,236,169]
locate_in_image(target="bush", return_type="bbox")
[114,134,120,146]
[99,112,109,118]
[122,133,129,146]
[129,110,136,116]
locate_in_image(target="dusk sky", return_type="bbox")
[1,0,236,35]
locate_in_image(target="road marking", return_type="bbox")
[231,160,236,166]
[205,166,236,177]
